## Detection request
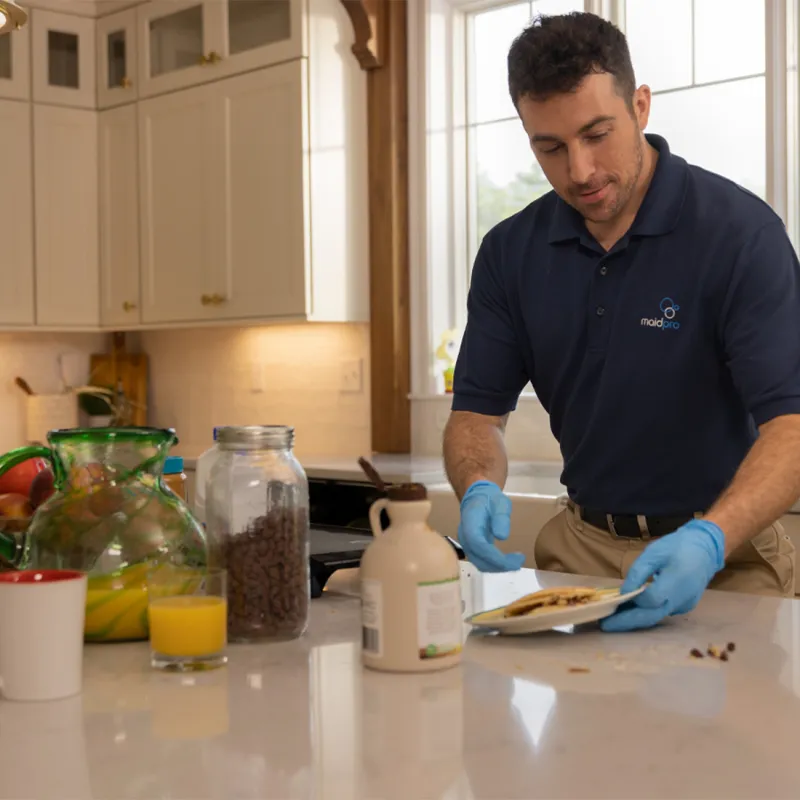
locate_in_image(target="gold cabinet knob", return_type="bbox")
[122,301,137,312]
[119,76,132,88]
[201,293,227,306]
[198,51,222,66]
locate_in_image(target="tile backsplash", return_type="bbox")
[0,332,105,453]
[140,323,371,459]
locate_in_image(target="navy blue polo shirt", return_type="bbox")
[452,134,800,515]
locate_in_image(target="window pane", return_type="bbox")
[48,30,79,89]
[0,33,11,80]
[625,0,692,92]
[473,118,550,242]
[229,0,290,55]
[470,0,582,125]
[149,6,203,78]
[648,77,766,198]
[694,0,765,83]
[107,29,127,88]
[470,2,532,124]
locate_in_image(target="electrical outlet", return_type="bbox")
[340,359,364,393]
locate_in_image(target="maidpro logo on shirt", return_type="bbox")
[641,297,681,330]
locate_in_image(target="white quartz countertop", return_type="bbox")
[3,568,799,799]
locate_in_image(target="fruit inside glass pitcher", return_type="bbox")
[0,427,208,641]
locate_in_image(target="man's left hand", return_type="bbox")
[600,520,726,632]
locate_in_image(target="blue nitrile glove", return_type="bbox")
[458,480,525,572]
[601,519,725,632]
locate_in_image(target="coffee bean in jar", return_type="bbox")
[205,426,310,642]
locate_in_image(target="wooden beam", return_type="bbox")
[341,0,411,453]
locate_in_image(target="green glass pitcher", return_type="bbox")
[0,427,208,642]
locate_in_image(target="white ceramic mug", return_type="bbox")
[0,570,87,701]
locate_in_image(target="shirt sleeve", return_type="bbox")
[451,235,529,416]
[720,220,800,426]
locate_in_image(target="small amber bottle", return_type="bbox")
[162,456,187,502]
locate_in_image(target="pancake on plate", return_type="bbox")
[502,586,610,618]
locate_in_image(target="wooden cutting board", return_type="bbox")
[89,351,149,427]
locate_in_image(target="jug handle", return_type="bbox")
[0,446,51,569]
[0,445,54,480]
[368,498,389,538]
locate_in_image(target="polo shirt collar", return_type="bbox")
[547,133,687,245]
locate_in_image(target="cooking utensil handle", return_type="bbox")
[368,498,389,538]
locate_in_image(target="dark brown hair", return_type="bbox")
[508,12,636,108]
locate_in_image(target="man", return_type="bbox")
[443,12,800,632]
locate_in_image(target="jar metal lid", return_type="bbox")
[216,425,295,450]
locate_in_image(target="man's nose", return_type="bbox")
[567,144,595,187]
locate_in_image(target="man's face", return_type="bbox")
[517,73,651,224]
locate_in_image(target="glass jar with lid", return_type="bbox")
[206,425,309,642]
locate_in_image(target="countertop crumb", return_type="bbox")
[568,667,590,674]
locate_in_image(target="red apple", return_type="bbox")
[0,458,49,497]
[29,469,55,510]
[0,493,33,519]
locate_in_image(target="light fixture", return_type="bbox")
[0,1,28,35]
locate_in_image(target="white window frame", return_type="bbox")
[409,0,800,399]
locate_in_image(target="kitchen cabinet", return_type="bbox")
[139,65,306,325]
[0,0,367,331]
[31,10,96,108]
[97,8,137,108]
[206,63,307,320]
[138,82,217,323]
[0,100,35,325]
[0,26,30,100]
[99,104,140,328]
[137,0,304,99]
[139,53,368,325]
[34,105,99,327]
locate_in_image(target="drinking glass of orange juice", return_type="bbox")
[147,566,227,671]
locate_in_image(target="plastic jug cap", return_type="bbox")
[387,483,427,501]
[163,456,184,474]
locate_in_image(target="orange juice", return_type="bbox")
[148,596,227,657]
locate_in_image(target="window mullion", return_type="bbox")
[588,0,622,24]
[766,0,788,222]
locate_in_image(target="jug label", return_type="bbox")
[361,578,383,657]
[417,577,462,660]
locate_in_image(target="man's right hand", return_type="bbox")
[458,481,525,572]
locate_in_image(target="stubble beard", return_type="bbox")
[583,131,645,225]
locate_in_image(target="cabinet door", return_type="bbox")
[208,63,307,320]
[99,105,140,328]
[97,8,137,108]
[34,106,99,327]
[32,10,96,108]
[207,0,304,82]
[0,26,30,100]
[137,0,217,98]
[0,100,34,325]
[139,85,217,323]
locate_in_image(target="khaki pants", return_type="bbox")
[534,507,796,597]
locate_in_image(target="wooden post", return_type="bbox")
[341,0,411,453]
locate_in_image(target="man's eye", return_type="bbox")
[540,143,563,154]
[586,132,608,142]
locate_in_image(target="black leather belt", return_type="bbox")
[567,500,696,539]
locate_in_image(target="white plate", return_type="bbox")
[465,586,646,635]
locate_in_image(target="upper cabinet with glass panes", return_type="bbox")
[0,24,30,100]
[97,8,137,108]
[137,0,304,98]
[31,9,96,108]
